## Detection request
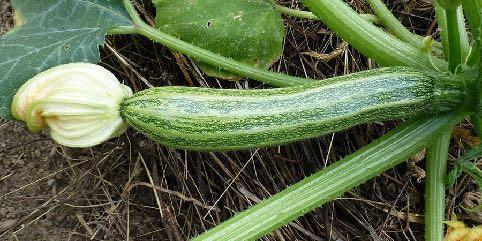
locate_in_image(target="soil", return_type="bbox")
[0,0,480,240]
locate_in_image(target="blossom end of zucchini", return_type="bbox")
[12,63,133,147]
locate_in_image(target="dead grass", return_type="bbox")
[0,0,480,240]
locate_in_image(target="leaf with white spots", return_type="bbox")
[0,0,132,119]
[153,0,285,79]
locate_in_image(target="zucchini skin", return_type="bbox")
[121,67,464,151]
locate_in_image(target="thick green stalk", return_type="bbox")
[456,7,471,62]
[274,4,380,24]
[301,0,447,71]
[446,8,464,72]
[425,132,451,241]
[192,113,464,240]
[435,2,450,60]
[366,0,443,55]
[366,0,425,48]
[435,3,470,65]
[462,0,482,66]
[462,0,482,39]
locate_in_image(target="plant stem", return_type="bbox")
[367,0,445,56]
[107,25,138,35]
[274,4,318,20]
[192,113,464,240]
[274,4,380,24]
[434,2,450,61]
[462,0,482,66]
[425,132,451,241]
[136,23,312,87]
[301,0,447,71]
[446,9,462,72]
[119,0,311,87]
[445,8,464,72]
[121,0,447,76]
[366,0,427,48]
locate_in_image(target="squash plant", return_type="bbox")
[1,0,482,240]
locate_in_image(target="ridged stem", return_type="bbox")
[192,113,464,240]
[425,132,451,241]
[446,9,463,72]
[462,0,482,66]
[434,2,450,61]
[301,0,448,71]
[274,4,380,24]
[435,3,470,68]
[366,0,443,53]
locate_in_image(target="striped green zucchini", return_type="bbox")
[121,67,465,151]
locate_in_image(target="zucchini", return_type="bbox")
[121,67,465,151]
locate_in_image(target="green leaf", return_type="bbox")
[0,0,132,119]
[153,0,285,79]
[446,164,462,188]
[448,144,482,188]
[457,160,482,188]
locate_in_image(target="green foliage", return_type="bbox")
[153,0,285,79]
[446,164,462,188]
[447,145,482,188]
[0,0,132,118]
[436,0,463,10]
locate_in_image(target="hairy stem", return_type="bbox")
[274,4,380,24]
[301,0,447,71]
[425,132,451,241]
[435,3,470,66]
[366,0,440,51]
[445,8,465,72]
[446,9,462,72]
[192,113,464,240]
[463,0,482,66]
[435,2,450,61]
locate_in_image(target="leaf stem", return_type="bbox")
[366,0,441,52]
[434,2,450,61]
[445,8,465,72]
[119,0,311,87]
[122,0,144,26]
[425,132,451,241]
[446,9,462,72]
[135,23,312,87]
[274,4,318,20]
[192,113,464,240]
[462,0,482,66]
[301,0,448,71]
[274,4,380,24]
[107,25,138,35]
